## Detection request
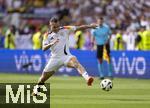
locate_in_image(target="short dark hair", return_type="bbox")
[50,16,59,23]
[100,17,103,20]
[95,16,103,20]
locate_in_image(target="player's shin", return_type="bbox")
[38,71,54,83]
[82,71,90,81]
[67,59,94,86]
[76,63,90,80]
[32,72,54,96]
[77,65,94,86]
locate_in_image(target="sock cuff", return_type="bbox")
[82,72,88,76]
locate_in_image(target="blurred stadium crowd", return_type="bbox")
[0,0,150,50]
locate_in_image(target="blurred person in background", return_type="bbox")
[32,27,42,50]
[4,0,22,29]
[0,27,5,49]
[142,27,150,50]
[74,19,85,49]
[135,27,144,50]
[114,30,125,50]
[33,0,46,7]
[91,17,113,80]
[84,31,93,50]
[4,25,16,49]
[140,16,150,30]
[75,30,85,49]
[135,26,149,50]
[15,25,33,49]
[123,29,137,50]
[109,29,116,50]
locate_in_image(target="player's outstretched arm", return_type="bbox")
[75,24,97,31]
[62,24,97,32]
[42,38,59,51]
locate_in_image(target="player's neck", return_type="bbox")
[53,30,59,33]
[51,28,60,33]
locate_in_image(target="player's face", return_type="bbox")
[97,18,103,26]
[49,21,60,32]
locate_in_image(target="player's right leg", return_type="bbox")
[97,45,104,80]
[66,56,94,86]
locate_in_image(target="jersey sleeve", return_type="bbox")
[62,26,77,34]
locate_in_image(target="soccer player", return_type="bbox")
[32,17,96,96]
[91,17,113,80]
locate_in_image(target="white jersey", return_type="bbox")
[43,26,76,58]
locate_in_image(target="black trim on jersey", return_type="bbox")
[48,29,52,34]
[64,45,68,55]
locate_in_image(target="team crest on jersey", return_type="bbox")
[50,36,54,40]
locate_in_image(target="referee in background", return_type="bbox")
[91,17,113,80]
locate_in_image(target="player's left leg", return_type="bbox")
[32,58,61,96]
[66,56,94,86]
[32,71,55,96]
[105,43,113,78]
[37,71,55,85]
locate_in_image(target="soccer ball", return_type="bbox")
[100,79,113,91]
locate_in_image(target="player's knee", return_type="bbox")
[69,59,79,68]
[70,57,77,62]
[69,57,79,68]
[74,62,79,68]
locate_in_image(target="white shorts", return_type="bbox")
[43,55,75,72]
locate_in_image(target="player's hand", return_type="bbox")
[42,38,59,51]
[50,38,59,46]
[90,23,98,28]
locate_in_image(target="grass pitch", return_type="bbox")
[0,73,150,108]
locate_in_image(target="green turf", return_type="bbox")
[0,73,150,108]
